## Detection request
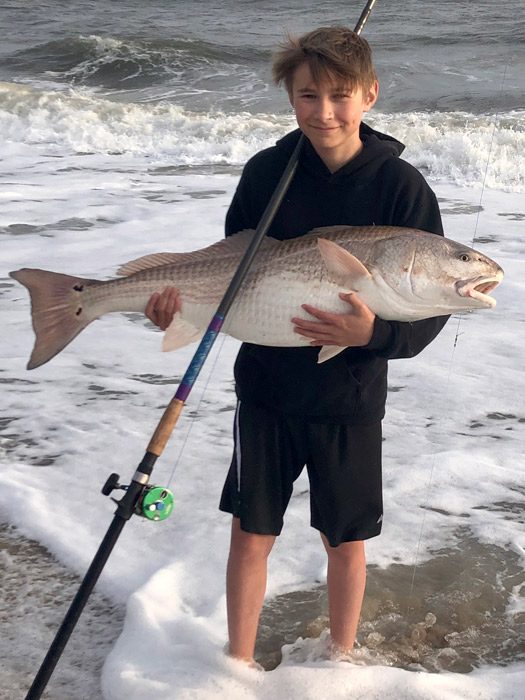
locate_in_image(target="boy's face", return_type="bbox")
[289,62,378,171]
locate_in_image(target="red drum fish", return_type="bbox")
[10,225,504,369]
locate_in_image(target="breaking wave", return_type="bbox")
[1,81,523,192]
[5,34,268,90]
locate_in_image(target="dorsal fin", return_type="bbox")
[116,229,278,276]
[309,225,356,238]
[117,253,183,276]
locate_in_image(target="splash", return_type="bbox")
[258,530,525,671]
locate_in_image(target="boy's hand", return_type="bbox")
[291,292,375,348]
[145,287,182,330]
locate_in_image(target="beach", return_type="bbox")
[0,1,524,698]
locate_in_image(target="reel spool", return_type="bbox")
[139,486,174,521]
[102,473,174,521]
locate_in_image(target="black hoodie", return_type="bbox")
[225,125,449,424]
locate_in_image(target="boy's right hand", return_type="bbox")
[145,287,181,330]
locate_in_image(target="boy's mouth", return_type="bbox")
[310,125,340,133]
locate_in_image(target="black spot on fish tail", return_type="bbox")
[9,268,102,369]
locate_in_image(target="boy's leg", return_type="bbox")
[220,403,306,661]
[320,535,366,652]
[307,421,382,653]
[226,516,276,661]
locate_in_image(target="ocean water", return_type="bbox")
[0,1,524,698]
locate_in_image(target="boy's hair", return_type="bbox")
[272,26,377,94]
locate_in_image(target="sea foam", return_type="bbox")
[1,81,523,191]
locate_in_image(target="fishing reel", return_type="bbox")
[102,473,174,521]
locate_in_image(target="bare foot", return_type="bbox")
[224,644,264,672]
[329,637,357,663]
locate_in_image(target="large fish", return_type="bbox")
[10,225,503,369]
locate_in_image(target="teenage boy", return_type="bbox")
[146,26,448,667]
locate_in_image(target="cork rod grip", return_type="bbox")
[147,398,185,456]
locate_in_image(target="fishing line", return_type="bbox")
[449,60,509,349]
[454,58,509,321]
[471,62,509,242]
[405,337,460,616]
[164,332,229,490]
[405,58,510,616]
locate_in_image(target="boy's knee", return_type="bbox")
[323,537,365,566]
[230,519,276,561]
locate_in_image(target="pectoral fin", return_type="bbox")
[315,239,371,364]
[317,238,372,284]
[318,345,347,363]
[162,314,203,351]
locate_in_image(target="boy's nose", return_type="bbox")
[315,98,334,121]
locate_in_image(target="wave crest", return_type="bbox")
[6,34,267,90]
[0,81,523,192]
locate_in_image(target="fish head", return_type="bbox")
[365,232,504,319]
[405,235,504,312]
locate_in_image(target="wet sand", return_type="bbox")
[0,524,124,700]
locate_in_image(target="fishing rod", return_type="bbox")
[24,2,378,697]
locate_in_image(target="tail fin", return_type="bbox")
[10,268,101,369]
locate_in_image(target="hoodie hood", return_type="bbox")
[275,123,405,182]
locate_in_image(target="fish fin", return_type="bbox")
[317,238,372,282]
[117,230,278,276]
[219,229,279,254]
[309,225,356,238]
[162,314,203,352]
[117,253,185,276]
[9,268,101,369]
[318,345,347,363]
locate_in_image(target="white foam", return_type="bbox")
[1,81,524,190]
[0,81,293,164]
[371,111,525,192]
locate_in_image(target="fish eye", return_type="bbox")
[459,253,470,262]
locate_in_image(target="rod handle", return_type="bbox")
[147,398,185,456]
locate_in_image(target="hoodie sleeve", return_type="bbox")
[365,159,449,359]
[225,148,283,236]
[225,171,254,236]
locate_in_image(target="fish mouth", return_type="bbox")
[455,272,504,307]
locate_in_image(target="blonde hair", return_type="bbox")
[272,26,377,94]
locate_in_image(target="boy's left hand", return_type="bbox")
[291,292,375,348]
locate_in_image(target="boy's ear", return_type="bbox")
[363,80,379,111]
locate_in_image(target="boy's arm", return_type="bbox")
[225,155,268,236]
[225,177,253,236]
[365,313,448,360]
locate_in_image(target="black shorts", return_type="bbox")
[219,401,383,547]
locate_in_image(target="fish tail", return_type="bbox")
[10,268,102,369]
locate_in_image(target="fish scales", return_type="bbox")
[9,225,504,369]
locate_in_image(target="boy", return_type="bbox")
[146,27,448,667]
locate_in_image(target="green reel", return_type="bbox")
[139,486,175,521]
